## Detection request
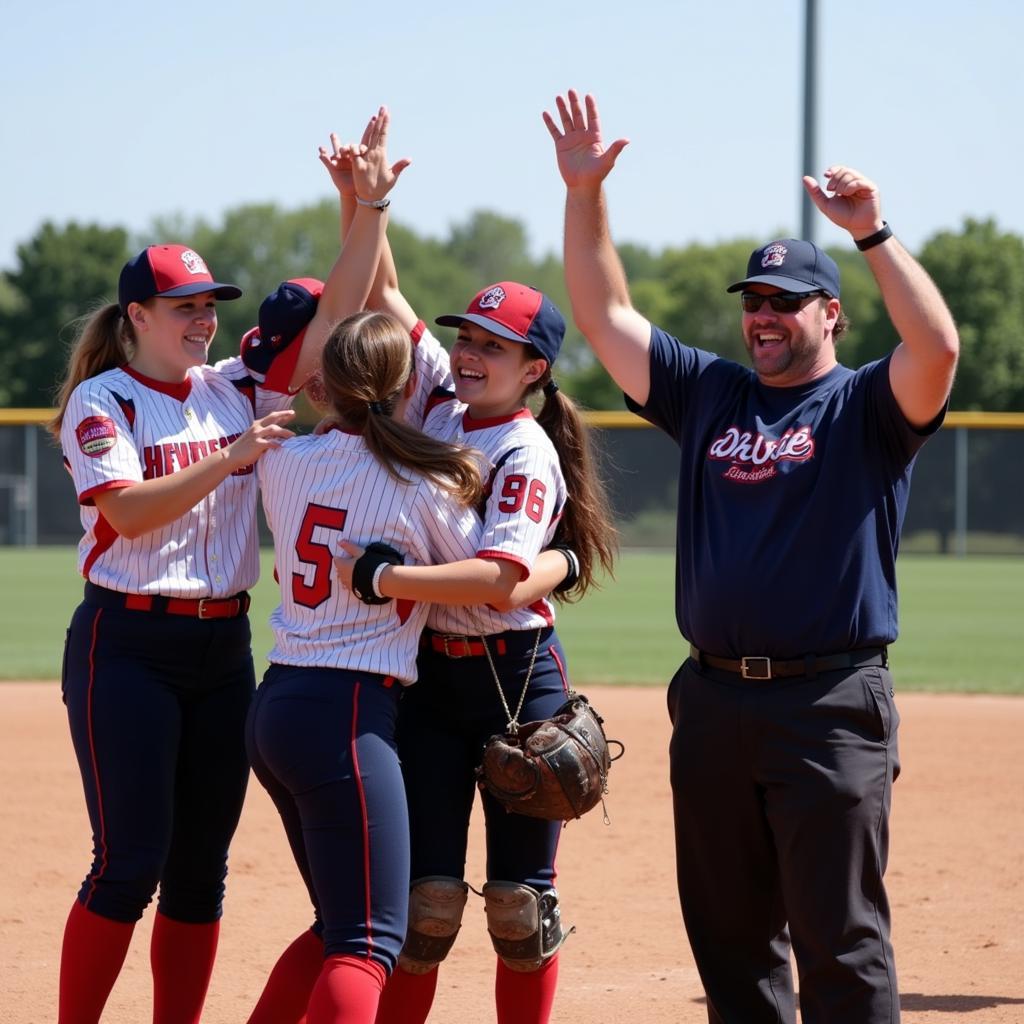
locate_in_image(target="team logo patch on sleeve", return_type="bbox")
[75,416,118,457]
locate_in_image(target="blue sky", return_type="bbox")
[3,1,1021,272]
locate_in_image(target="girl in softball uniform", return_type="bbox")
[244,309,488,1024]
[50,113,402,1024]
[325,160,616,1020]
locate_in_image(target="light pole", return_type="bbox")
[801,0,818,243]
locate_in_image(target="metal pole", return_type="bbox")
[25,423,38,546]
[801,0,819,243]
[954,426,968,557]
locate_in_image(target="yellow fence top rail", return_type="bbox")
[2,408,1024,429]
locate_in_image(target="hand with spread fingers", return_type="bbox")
[543,89,629,191]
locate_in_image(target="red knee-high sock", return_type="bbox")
[374,964,439,1024]
[247,928,324,1024]
[495,954,559,1024]
[58,899,136,1024]
[306,955,387,1024]
[150,911,220,1024]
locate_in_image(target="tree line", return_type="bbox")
[1,204,1022,412]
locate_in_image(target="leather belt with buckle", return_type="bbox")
[689,644,888,680]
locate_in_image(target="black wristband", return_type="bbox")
[551,543,581,594]
[351,542,404,605]
[854,222,893,252]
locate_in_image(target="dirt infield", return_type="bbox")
[2,682,1022,1023]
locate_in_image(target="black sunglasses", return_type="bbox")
[740,290,827,314]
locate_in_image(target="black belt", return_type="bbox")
[85,582,250,620]
[689,644,887,680]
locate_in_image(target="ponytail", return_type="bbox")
[531,367,617,599]
[48,303,134,440]
[320,311,483,507]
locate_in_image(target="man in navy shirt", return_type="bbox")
[545,91,958,1024]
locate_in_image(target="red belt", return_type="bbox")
[427,634,507,658]
[124,593,250,619]
[85,582,250,620]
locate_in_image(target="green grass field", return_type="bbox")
[1,548,1021,693]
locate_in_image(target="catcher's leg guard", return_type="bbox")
[397,876,469,975]
[483,881,570,972]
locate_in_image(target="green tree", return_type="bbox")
[0,222,130,407]
[922,219,1024,411]
[854,219,1024,410]
[147,200,345,362]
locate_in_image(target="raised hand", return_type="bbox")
[349,106,411,203]
[802,166,884,237]
[543,90,629,190]
[318,132,357,199]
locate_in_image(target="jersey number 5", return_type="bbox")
[293,503,348,608]
[498,474,546,524]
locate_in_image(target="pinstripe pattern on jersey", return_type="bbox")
[406,326,455,429]
[61,356,293,598]
[405,322,567,635]
[257,429,480,681]
[422,398,566,636]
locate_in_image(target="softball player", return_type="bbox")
[245,309,491,1024]
[50,113,402,1024]
[324,189,616,1021]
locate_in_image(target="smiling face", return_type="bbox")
[449,321,547,419]
[126,291,219,381]
[741,285,841,387]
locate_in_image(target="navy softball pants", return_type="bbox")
[668,657,901,1024]
[245,664,410,973]
[398,627,572,890]
[62,598,254,924]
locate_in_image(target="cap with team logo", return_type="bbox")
[435,281,566,366]
[726,238,841,298]
[118,244,243,314]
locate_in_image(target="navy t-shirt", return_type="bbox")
[626,324,943,659]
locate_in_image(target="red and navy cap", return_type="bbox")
[257,278,324,348]
[435,282,566,367]
[240,278,324,392]
[118,244,242,314]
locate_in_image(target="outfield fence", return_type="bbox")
[2,409,1023,554]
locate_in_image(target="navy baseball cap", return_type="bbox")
[726,239,841,299]
[240,278,324,383]
[436,282,566,367]
[118,245,242,314]
[258,278,324,348]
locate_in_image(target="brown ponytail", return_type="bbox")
[48,303,135,440]
[529,365,617,599]
[320,311,483,506]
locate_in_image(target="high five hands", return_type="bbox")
[318,106,411,203]
[543,90,629,190]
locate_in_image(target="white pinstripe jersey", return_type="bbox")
[257,429,480,681]
[61,358,291,598]
[410,323,566,635]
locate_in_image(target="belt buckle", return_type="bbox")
[740,656,772,680]
[443,635,469,659]
[197,598,213,619]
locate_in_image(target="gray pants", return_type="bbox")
[668,657,901,1024]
